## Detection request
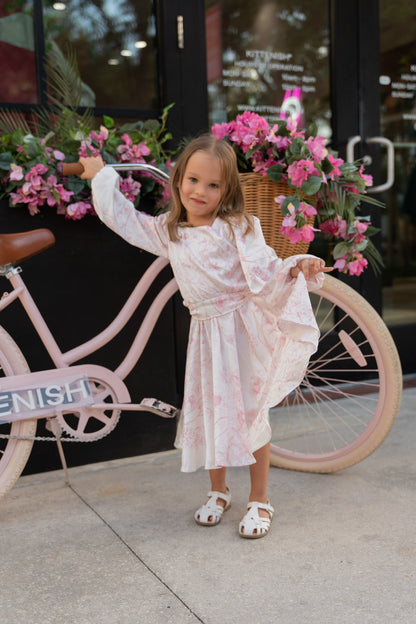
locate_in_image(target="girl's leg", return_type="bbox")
[249,442,271,518]
[209,467,228,504]
[195,467,229,525]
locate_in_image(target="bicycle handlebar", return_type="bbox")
[62,161,170,183]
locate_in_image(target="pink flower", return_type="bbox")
[287,159,320,188]
[32,163,49,175]
[53,150,65,161]
[281,213,297,228]
[266,126,291,151]
[299,201,317,218]
[9,164,24,181]
[89,126,109,149]
[225,111,270,152]
[117,137,151,162]
[211,122,231,140]
[334,255,348,272]
[119,175,142,202]
[333,252,369,276]
[347,254,368,276]
[306,136,327,162]
[351,219,370,243]
[327,153,343,179]
[280,219,317,243]
[358,165,373,187]
[66,201,92,220]
[78,140,101,158]
[320,216,348,239]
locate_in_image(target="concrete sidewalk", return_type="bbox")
[1,388,415,624]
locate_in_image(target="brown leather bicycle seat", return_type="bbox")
[0,229,55,265]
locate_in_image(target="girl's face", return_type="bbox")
[179,151,224,226]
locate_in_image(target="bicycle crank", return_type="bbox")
[56,377,121,441]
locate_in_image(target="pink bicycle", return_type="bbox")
[0,163,402,501]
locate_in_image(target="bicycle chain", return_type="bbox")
[0,406,121,443]
[0,432,95,442]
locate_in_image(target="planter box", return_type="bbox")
[0,202,189,474]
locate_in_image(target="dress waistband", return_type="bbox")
[185,289,251,320]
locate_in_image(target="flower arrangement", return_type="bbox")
[212,111,383,275]
[0,106,173,220]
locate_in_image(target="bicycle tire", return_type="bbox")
[269,274,402,473]
[0,325,37,500]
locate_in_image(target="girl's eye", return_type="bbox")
[189,177,197,183]
[209,183,219,189]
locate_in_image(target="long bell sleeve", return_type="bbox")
[91,166,170,258]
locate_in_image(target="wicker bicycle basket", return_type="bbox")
[239,172,314,260]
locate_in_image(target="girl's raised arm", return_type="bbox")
[90,165,170,258]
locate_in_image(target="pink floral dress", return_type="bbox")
[92,167,322,472]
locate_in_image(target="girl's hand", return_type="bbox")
[290,258,333,280]
[79,156,106,180]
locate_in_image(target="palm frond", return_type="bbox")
[46,41,84,109]
[36,42,94,141]
[0,109,32,135]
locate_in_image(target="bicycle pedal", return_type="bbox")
[139,398,179,419]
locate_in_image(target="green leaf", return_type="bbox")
[321,157,333,174]
[0,152,13,171]
[333,242,350,259]
[266,164,283,182]
[280,196,299,214]
[66,177,86,194]
[354,240,368,252]
[103,115,114,128]
[143,119,161,132]
[305,121,318,138]
[301,176,322,195]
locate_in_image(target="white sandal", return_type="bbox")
[194,489,231,526]
[239,501,274,539]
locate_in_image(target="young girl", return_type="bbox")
[80,134,330,539]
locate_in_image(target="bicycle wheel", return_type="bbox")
[0,325,37,500]
[269,274,402,473]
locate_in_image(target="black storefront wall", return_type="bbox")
[0,201,189,474]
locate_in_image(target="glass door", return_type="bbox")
[204,0,416,371]
[205,0,331,135]
[379,0,416,331]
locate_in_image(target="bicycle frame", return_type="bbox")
[0,256,179,418]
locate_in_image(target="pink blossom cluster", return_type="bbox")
[119,175,142,202]
[9,163,73,216]
[117,134,151,163]
[276,196,319,243]
[79,126,109,158]
[211,110,380,274]
[334,252,368,276]
[212,111,309,178]
[320,216,371,275]
[287,159,320,188]
[65,201,94,220]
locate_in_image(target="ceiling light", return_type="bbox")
[134,41,147,49]
[53,2,67,10]
[108,58,120,66]
[120,49,132,57]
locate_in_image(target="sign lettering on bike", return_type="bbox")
[0,378,93,419]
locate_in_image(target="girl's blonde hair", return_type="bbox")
[166,134,253,241]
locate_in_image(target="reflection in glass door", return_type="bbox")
[379,0,416,327]
[205,0,330,136]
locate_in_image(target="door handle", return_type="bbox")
[346,135,395,193]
